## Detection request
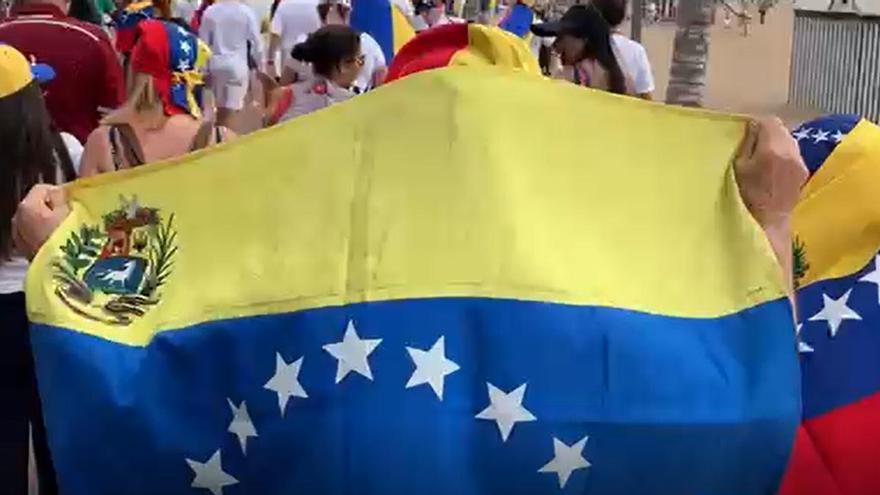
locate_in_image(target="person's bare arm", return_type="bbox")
[734,117,808,300]
[267,33,282,79]
[79,127,116,177]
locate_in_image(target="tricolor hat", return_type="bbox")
[385,23,541,83]
[0,44,55,99]
[112,1,156,55]
[130,20,211,117]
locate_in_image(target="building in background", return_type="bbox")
[789,0,880,121]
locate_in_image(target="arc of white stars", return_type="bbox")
[812,129,830,144]
[185,450,238,495]
[538,435,591,489]
[323,320,382,383]
[858,255,880,305]
[263,353,308,416]
[792,127,812,141]
[808,289,862,338]
[405,336,460,400]
[227,399,258,454]
[796,324,814,353]
[475,382,536,442]
[831,129,845,143]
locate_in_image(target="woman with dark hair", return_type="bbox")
[264,24,361,125]
[530,4,632,95]
[0,44,75,495]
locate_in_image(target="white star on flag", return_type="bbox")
[808,289,862,337]
[858,255,880,304]
[180,40,192,56]
[323,320,382,383]
[796,324,814,353]
[538,435,591,489]
[177,59,191,72]
[227,399,258,454]
[832,129,845,143]
[263,353,308,416]
[186,450,238,495]
[475,382,536,442]
[812,129,830,144]
[792,127,812,141]
[406,336,460,400]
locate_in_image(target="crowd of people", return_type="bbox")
[0,0,810,492]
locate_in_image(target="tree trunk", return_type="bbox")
[665,0,714,107]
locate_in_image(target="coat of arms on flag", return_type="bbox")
[52,195,176,325]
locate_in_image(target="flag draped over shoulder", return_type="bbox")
[351,0,415,61]
[778,115,880,495]
[27,66,799,495]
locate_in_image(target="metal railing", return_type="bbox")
[790,10,880,122]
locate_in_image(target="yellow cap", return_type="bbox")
[0,45,34,99]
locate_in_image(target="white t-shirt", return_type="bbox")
[271,0,321,62]
[354,32,386,93]
[199,1,264,67]
[284,31,386,93]
[60,132,83,174]
[611,33,654,95]
[0,257,28,294]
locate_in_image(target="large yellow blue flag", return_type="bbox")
[26,66,799,494]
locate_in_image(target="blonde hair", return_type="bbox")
[101,73,167,128]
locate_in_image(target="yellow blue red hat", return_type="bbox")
[0,44,55,99]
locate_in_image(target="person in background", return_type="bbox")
[199,0,263,129]
[264,24,360,125]
[188,0,211,30]
[591,0,654,99]
[0,0,124,144]
[69,0,102,24]
[312,0,384,93]
[267,0,321,79]
[412,0,460,30]
[173,0,197,23]
[93,0,116,22]
[530,4,631,95]
[80,19,235,175]
[0,44,78,495]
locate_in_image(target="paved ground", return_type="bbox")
[630,1,818,124]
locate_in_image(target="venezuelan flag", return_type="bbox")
[777,115,880,495]
[351,0,415,62]
[27,65,799,494]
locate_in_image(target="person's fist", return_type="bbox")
[12,184,70,260]
[735,117,808,229]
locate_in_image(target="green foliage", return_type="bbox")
[141,214,177,299]
[793,236,810,289]
[59,224,105,275]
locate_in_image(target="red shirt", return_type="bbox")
[0,4,125,143]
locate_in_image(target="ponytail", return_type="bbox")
[291,25,361,79]
[576,4,629,95]
[592,41,627,95]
